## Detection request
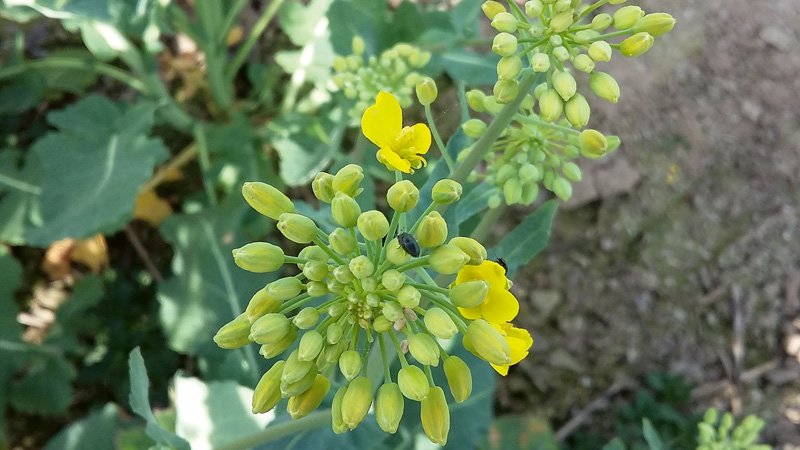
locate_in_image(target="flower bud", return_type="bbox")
[553,177,572,201]
[312,172,335,203]
[282,349,315,384]
[232,242,284,273]
[357,210,390,241]
[450,280,489,308]
[280,363,318,397]
[386,180,419,212]
[213,313,252,349]
[277,213,317,244]
[462,119,487,138]
[301,260,328,282]
[395,285,420,309]
[417,211,448,247]
[431,179,462,204]
[491,12,518,33]
[464,319,511,365]
[448,237,487,265]
[578,129,608,157]
[538,89,564,122]
[552,71,577,101]
[466,89,486,112]
[565,93,591,128]
[613,5,644,29]
[589,71,620,103]
[481,0,506,19]
[297,245,328,267]
[386,238,411,265]
[342,377,373,429]
[351,35,365,55]
[497,55,523,80]
[267,277,303,301]
[569,53,593,73]
[250,313,291,344]
[245,287,282,323]
[553,46,569,61]
[298,330,324,361]
[503,178,522,204]
[606,135,621,153]
[493,79,518,104]
[562,162,582,182]
[531,52,550,72]
[333,56,347,72]
[339,349,362,381]
[429,244,470,274]
[415,77,438,106]
[398,365,430,401]
[525,0,543,17]
[492,33,517,57]
[380,269,405,292]
[420,386,450,446]
[348,255,374,279]
[331,192,361,228]
[331,386,348,434]
[242,182,294,220]
[382,301,403,322]
[409,333,440,366]
[633,13,675,36]
[288,374,330,419]
[259,326,297,358]
[376,382,404,433]
[519,164,540,182]
[591,13,613,31]
[332,164,364,197]
[424,308,457,339]
[291,306,319,329]
[327,322,344,344]
[369,316,390,333]
[252,361,285,413]
[483,95,504,114]
[588,41,612,62]
[548,11,573,33]
[620,32,654,57]
[443,356,472,403]
[332,264,354,284]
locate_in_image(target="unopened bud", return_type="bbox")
[562,162,582,182]
[450,280,489,308]
[373,315,393,332]
[432,179,463,204]
[417,211,448,247]
[409,333,440,366]
[424,308,457,339]
[448,237,486,265]
[339,350,362,381]
[327,322,344,344]
[493,79,518,104]
[553,71,577,101]
[578,129,608,157]
[332,164,364,197]
[213,313,252,349]
[569,53,592,73]
[589,41,612,62]
[525,0,543,17]
[398,365,430,401]
[242,182,294,220]
[497,55,522,80]
[565,93,591,128]
[331,386,348,434]
[548,11,573,33]
[553,177,572,201]
[386,238,411,265]
[288,374,330,419]
[466,90,486,112]
[462,119,487,138]
[591,13,613,31]
[292,306,319,329]
[280,364,318,398]
[302,260,328,281]
[259,326,297,358]
[382,301,403,322]
[333,264,355,283]
[464,319,511,365]
[589,71,620,103]
[250,313,291,344]
[357,210,390,241]
[613,5,644,29]
[519,164,540,182]
[342,377,373,430]
[416,77,438,106]
[297,330,324,362]
[481,0,506,19]
[620,32,654,57]
[376,382,404,433]
[232,242,284,273]
[504,178,522,204]
[312,172,335,203]
[298,246,327,267]
[246,288,282,323]
[539,89,564,122]
[267,277,303,301]
[277,213,317,244]
[492,33,517,57]
[381,269,405,292]
[331,192,361,228]
[443,356,472,403]
[398,285,421,308]
[420,386,450,445]
[483,95,504,114]
[606,135,621,153]
[531,52,550,72]
[329,228,357,255]
[633,13,675,36]
[282,349,315,384]
[252,361,285,413]
[386,180,419,212]
[430,244,470,274]
[491,12,518,33]
[349,255,374,279]
[553,46,569,61]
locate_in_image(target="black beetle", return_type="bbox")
[495,257,508,275]
[396,232,420,257]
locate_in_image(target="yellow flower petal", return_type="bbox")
[407,123,431,155]
[480,287,519,323]
[488,323,532,376]
[490,362,510,376]
[457,305,483,320]
[361,92,402,149]
[377,148,412,173]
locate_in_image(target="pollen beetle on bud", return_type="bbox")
[396,232,420,257]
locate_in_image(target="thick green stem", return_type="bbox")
[226,0,287,81]
[211,410,332,450]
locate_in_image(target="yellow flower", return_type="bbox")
[489,322,532,376]
[454,260,519,323]
[361,91,431,173]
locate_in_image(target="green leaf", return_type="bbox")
[482,415,558,450]
[128,347,191,450]
[0,247,27,444]
[279,0,334,47]
[491,200,558,277]
[327,0,387,55]
[269,113,342,187]
[642,419,666,450]
[602,438,628,450]
[437,49,501,87]
[454,184,494,224]
[449,0,483,37]
[44,403,120,450]
[9,353,75,415]
[45,274,104,352]
[25,95,168,246]
[157,199,270,382]
[0,149,42,245]
[173,376,274,449]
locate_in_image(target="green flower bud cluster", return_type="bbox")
[697,408,770,450]
[332,37,432,122]
[481,1,674,118]
[215,170,502,445]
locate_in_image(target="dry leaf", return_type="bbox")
[134,189,173,227]
[43,238,76,280]
[71,235,109,274]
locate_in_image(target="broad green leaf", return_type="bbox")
[279,0,334,47]
[491,200,557,277]
[449,0,483,37]
[8,353,75,415]
[128,348,191,450]
[454,184,494,224]
[269,113,343,187]
[602,438,628,450]
[437,49,501,87]
[481,415,558,450]
[157,199,270,382]
[173,376,273,449]
[44,403,120,450]
[642,419,666,450]
[0,149,42,245]
[0,247,27,444]
[25,96,168,246]
[327,0,387,55]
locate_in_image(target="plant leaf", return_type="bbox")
[490,200,557,277]
[642,418,666,450]
[0,149,42,245]
[44,403,120,450]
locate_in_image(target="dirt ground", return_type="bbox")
[495,0,800,446]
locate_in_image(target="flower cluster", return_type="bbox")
[332,37,432,123]
[214,162,531,444]
[459,0,673,204]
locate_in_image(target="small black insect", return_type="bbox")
[495,257,508,275]
[396,232,420,257]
